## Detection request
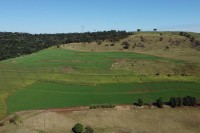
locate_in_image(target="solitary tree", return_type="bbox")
[156,97,163,108]
[138,98,144,106]
[137,29,141,32]
[153,29,157,32]
[72,123,83,133]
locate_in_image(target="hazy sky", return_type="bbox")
[0,0,200,33]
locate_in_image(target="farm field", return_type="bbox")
[0,32,200,119]
[6,81,200,113]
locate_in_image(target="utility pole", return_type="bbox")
[81,25,85,33]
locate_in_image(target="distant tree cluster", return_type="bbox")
[0,31,132,60]
[169,96,197,107]
[179,32,196,44]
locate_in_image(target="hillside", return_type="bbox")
[0,31,131,60]
[62,32,200,51]
[0,31,200,120]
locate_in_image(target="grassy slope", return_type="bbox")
[0,32,200,118]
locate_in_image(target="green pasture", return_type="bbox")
[7,81,200,113]
[0,48,200,119]
[1,48,179,71]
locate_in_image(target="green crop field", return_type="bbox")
[1,33,200,119]
[7,81,200,113]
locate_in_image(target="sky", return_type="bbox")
[0,0,200,33]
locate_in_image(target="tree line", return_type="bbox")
[136,96,197,108]
[0,31,132,60]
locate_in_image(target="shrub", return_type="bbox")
[183,96,196,106]
[72,123,84,133]
[97,40,102,45]
[110,104,116,108]
[0,121,4,127]
[85,126,94,133]
[89,104,115,109]
[121,41,130,49]
[56,44,60,48]
[89,105,98,109]
[169,97,177,108]
[9,115,19,124]
[155,73,160,76]
[165,46,169,50]
[167,74,171,77]
[100,104,107,108]
[156,98,163,108]
[110,43,115,46]
[137,99,144,107]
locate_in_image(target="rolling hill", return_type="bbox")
[0,31,200,119]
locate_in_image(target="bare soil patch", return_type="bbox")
[61,66,74,73]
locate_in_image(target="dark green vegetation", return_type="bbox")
[137,98,144,106]
[1,31,200,61]
[89,104,116,109]
[0,31,131,60]
[156,97,164,108]
[0,31,200,119]
[135,96,197,108]
[72,123,94,133]
[169,97,183,108]
[72,123,84,133]
[7,81,200,113]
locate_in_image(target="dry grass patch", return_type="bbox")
[1,107,200,133]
